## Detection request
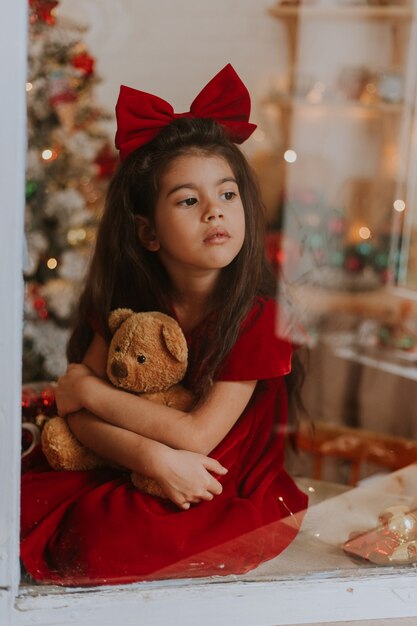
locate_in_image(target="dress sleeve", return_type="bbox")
[216,297,292,382]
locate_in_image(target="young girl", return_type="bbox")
[20,64,308,586]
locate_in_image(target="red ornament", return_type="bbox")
[94,144,118,179]
[29,0,59,25]
[345,256,362,273]
[22,384,57,420]
[71,51,95,76]
[29,285,49,320]
[265,231,283,275]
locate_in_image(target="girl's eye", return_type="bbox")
[222,191,237,201]
[179,197,197,207]
[137,355,146,364]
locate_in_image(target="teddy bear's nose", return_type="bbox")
[111,360,128,379]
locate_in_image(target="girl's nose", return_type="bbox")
[204,202,224,221]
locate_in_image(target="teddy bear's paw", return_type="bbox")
[131,472,167,498]
[41,416,107,471]
[164,385,195,411]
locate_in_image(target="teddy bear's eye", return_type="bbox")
[137,355,146,364]
[115,346,121,352]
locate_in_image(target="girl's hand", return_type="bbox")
[55,363,95,417]
[154,448,228,510]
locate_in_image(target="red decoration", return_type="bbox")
[48,69,77,107]
[265,231,283,275]
[29,285,49,320]
[22,383,57,421]
[94,144,118,179]
[115,63,257,160]
[345,256,363,272]
[71,51,95,76]
[29,0,58,25]
[344,505,417,565]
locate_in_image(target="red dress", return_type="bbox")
[20,297,308,586]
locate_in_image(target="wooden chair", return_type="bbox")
[295,420,417,487]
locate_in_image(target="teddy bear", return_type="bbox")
[41,309,195,498]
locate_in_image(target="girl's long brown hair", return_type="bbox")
[68,117,303,406]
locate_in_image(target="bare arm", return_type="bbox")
[66,411,227,510]
[57,334,228,509]
[56,333,257,455]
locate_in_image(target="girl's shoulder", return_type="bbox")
[217,296,293,382]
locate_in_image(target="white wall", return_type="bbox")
[58,0,287,154]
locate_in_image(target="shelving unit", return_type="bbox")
[264,1,417,299]
[263,93,405,115]
[268,5,414,20]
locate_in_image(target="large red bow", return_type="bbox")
[115,64,257,161]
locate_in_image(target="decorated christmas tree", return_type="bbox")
[24,0,117,382]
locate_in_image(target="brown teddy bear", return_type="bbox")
[41,309,194,497]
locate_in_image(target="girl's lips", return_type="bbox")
[203,228,231,243]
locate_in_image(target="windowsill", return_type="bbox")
[15,467,417,625]
[18,467,417,592]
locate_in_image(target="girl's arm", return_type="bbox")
[56,332,256,455]
[66,411,227,510]
[59,335,228,509]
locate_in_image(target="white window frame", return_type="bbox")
[3,2,417,624]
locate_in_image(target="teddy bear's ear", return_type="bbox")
[108,308,135,334]
[161,322,188,364]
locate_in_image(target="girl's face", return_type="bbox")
[139,153,245,280]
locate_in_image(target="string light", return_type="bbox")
[46,258,58,270]
[41,148,59,162]
[284,149,297,163]
[359,226,371,240]
[26,82,33,92]
[393,199,406,212]
[42,149,53,160]
[67,228,87,246]
[278,495,300,528]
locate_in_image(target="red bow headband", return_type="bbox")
[115,64,257,161]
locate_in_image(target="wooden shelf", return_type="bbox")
[268,4,414,20]
[263,94,405,115]
[289,284,417,324]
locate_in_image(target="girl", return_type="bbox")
[20,65,308,586]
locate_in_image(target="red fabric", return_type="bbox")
[20,297,308,586]
[115,64,257,160]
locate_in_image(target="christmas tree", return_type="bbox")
[24,0,117,382]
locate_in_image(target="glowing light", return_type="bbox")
[393,199,406,212]
[26,82,33,92]
[42,149,53,161]
[46,258,58,270]
[67,228,87,246]
[359,226,371,240]
[284,149,297,163]
[308,486,315,493]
